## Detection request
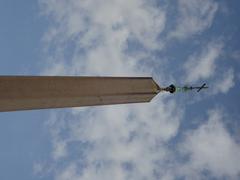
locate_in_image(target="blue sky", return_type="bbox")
[0,0,240,180]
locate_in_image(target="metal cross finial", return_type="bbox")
[162,83,208,93]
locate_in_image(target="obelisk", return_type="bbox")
[0,76,160,112]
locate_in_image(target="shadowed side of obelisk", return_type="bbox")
[0,76,160,112]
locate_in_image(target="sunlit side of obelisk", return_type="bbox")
[0,76,161,112]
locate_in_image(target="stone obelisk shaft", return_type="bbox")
[0,76,160,112]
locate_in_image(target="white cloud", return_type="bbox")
[232,50,240,61]
[169,0,218,39]
[46,99,182,180]
[179,109,240,179]
[56,163,79,180]
[33,162,44,175]
[33,161,53,178]
[184,41,223,83]
[212,68,235,94]
[183,42,235,94]
[39,0,166,76]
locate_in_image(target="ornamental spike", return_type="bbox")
[161,83,208,93]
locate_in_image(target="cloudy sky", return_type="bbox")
[0,0,240,179]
